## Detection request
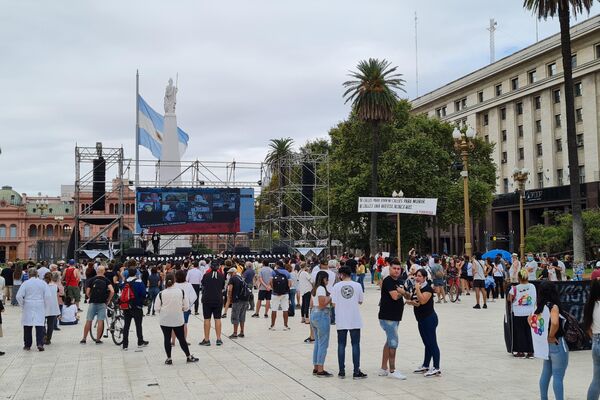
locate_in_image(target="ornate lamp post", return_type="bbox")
[513,168,530,263]
[392,190,404,261]
[35,197,49,218]
[452,126,476,257]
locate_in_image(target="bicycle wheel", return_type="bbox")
[449,284,459,303]
[89,315,99,341]
[111,316,125,346]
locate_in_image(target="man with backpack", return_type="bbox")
[226,267,250,338]
[269,261,293,331]
[121,267,149,351]
[80,266,114,344]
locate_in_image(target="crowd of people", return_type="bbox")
[0,250,599,398]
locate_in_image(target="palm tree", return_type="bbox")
[265,137,295,167]
[264,137,295,239]
[523,0,593,263]
[343,58,405,256]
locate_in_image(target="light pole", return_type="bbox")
[35,197,49,218]
[392,190,404,262]
[513,168,530,263]
[452,126,476,257]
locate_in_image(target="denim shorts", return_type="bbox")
[379,319,400,349]
[183,310,191,324]
[86,303,107,321]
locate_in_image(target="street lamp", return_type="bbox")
[513,167,530,263]
[453,126,476,257]
[392,190,404,261]
[35,197,49,217]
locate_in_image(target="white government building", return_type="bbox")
[411,15,600,255]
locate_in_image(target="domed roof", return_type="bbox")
[0,186,23,206]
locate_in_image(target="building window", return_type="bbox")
[518,125,524,137]
[537,143,543,157]
[547,62,557,77]
[478,91,484,103]
[28,225,37,237]
[580,166,585,183]
[109,203,115,214]
[83,224,91,238]
[555,114,561,127]
[519,147,524,160]
[46,225,54,237]
[553,89,561,103]
[534,96,541,110]
[535,120,542,133]
[556,138,562,152]
[511,77,519,91]
[516,102,523,115]
[441,106,446,116]
[557,169,563,186]
[571,53,577,68]
[537,172,544,189]
[501,152,507,164]
[501,130,507,142]
[528,69,537,84]
[576,108,583,123]
[500,107,506,120]
[461,98,467,109]
[454,100,460,112]
[495,84,502,96]
[483,114,489,126]
[0,225,5,238]
[503,178,509,193]
[575,82,582,97]
[596,43,600,59]
[577,133,584,147]
[9,225,16,238]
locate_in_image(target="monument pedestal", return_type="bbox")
[160,112,181,185]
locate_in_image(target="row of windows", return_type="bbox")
[0,224,17,238]
[501,134,584,164]
[80,203,135,214]
[502,166,585,192]
[27,224,71,238]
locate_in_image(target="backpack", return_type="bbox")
[235,276,252,302]
[89,277,109,303]
[119,282,136,310]
[560,309,587,350]
[272,270,289,295]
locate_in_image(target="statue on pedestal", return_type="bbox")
[164,78,177,114]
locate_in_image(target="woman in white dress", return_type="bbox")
[16,267,50,351]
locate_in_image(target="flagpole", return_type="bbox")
[135,70,140,242]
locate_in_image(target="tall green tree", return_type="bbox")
[523,0,594,263]
[343,59,405,256]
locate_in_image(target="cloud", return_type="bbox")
[0,0,597,194]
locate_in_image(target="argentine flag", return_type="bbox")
[137,95,189,159]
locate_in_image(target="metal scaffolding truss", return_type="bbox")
[74,144,125,257]
[258,152,330,251]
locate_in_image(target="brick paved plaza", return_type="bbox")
[0,284,592,399]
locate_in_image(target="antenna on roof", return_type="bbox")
[414,11,419,97]
[487,18,498,64]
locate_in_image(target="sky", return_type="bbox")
[0,1,598,196]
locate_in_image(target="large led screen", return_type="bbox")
[135,187,255,234]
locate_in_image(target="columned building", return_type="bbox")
[411,15,600,254]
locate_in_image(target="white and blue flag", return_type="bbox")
[137,95,189,159]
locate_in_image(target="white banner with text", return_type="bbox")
[358,197,438,215]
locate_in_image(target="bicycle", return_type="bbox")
[445,277,461,303]
[90,298,125,346]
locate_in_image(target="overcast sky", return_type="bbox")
[1,1,598,196]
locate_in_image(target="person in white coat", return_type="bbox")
[174,269,197,345]
[43,272,61,345]
[16,267,51,351]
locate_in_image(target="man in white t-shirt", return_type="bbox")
[525,253,538,281]
[331,265,366,379]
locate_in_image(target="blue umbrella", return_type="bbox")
[481,249,512,263]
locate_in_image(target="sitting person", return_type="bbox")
[59,297,79,325]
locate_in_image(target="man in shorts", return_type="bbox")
[377,259,407,380]
[80,266,114,344]
[200,260,225,346]
[269,261,292,331]
[226,267,248,338]
[252,260,273,318]
[64,259,81,311]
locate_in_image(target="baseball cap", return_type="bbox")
[227,267,237,274]
[68,259,76,265]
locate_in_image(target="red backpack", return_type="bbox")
[119,283,136,310]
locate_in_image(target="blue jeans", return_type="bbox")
[588,334,600,400]
[147,286,160,314]
[311,309,330,366]
[11,285,20,306]
[351,273,357,282]
[540,337,569,400]
[357,274,365,291]
[337,329,360,374]
[417,312,440,369]
[289,288,297,310]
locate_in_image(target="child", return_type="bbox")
[59,297,79,325]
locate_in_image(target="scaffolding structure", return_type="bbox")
[74,144,125,258]
[258,152,330,252]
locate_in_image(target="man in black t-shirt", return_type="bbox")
[200,261,225,346]
[81,266,114,344]
[345,255,358,282]
[1,263,14,303]
[377,259,409,380]
[225,268,247,339]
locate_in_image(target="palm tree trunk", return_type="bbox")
[369,120,379,256]
[559,5,585,263]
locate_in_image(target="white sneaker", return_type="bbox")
[424,368,441,378]
[388,370,407,380]
[413,365,428,374]
[377,368,389,377]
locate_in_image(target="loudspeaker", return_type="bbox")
[301,162,315,212]
[125,247,146,257]
[175,247,192,256]
[92,157,106,211]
